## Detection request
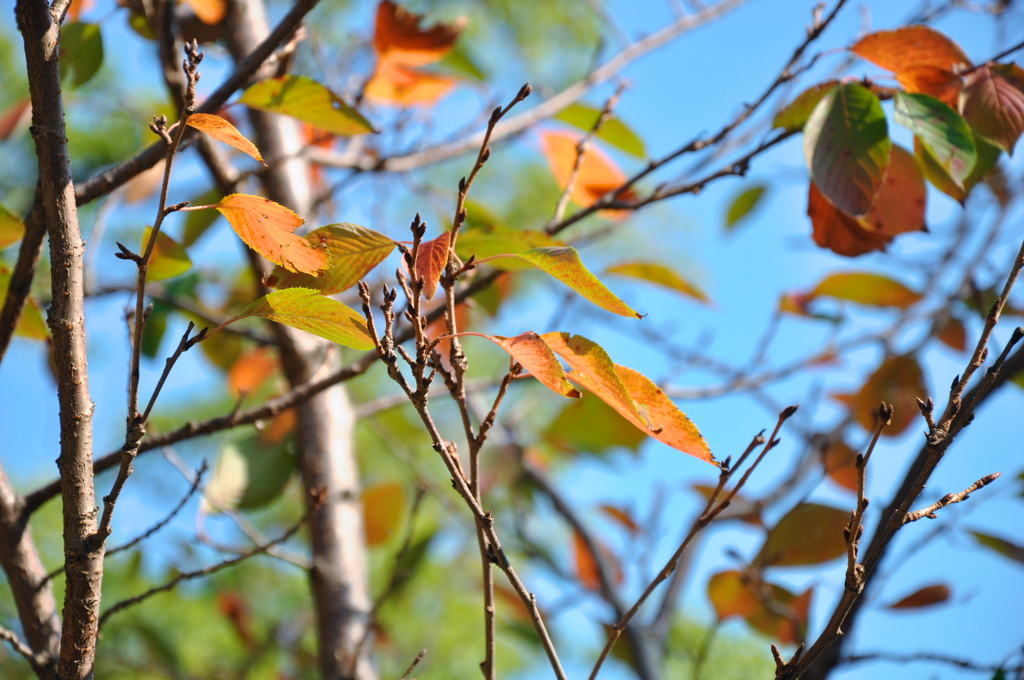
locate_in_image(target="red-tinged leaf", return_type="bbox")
[604,261,709,304]
[0,99,30,140]
[364,61,457,106]
[809,272,922,309]
[268,224,395,295]
[897,66,963,107]
[960,64,1024,155]
[804,83,891,216]
[852,26,971,74]
[210,194,328,275]
[539,130,636,209]
[373,0,464,67]
[226,347,278,399]
[141,227,192,282]
[936,316,967,352]
[363,482,404,546]
[887,584,951,610]
[455,225,564,272]
[477,332,581,398]
[573,530,622,591]
[971,531,1024,565]
[895,93,976,185]
[822,440,859,493]
[756,503,850,567]
[260,408,296,445]
[217,288,375,350]
[747,586,811,646]
[599,505,641,534]
[707,571,810,645]
[860,144,928,237]
[514,247,641,318]
[773,81,838,131]
[0,205,26,250]
[852,354,927,436]
[807,181,893,257]
[239,75,375,137]
[414,231,450,300]
[182,0,226,24]
[187,113,264,165]
[216,592,254,649]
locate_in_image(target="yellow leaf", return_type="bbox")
[187,113,265,165]
[363,482,404,546]
[210,194,327,275]
[478,332,581,398]
[217,289,375,350]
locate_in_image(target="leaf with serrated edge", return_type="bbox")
[894,92,976,184]
[268,224,395,294]
[804,83,891,217]
[960,64,1024,155]
[211,194,327,275]
[414,231,450,300]
[605,262,709,303]
[141,227,192,281]
[187,113,265,165]
[510,247,641,318]
[218,288,375,350]
[478,332,580,398]
[809,272,922,308]
[239,75,375,137]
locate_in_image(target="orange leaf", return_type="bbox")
[414,231,450,300]
[0,99,31,140]
[365,61,457,106]
[960,64,1024,155]
[227,347,278,398]
[66,0,94,20]
[807,181,892,257]
[852,26,971,75]
[573,530,622,591]
[373,0,464,66]
[887,583,951,610]
[936,316,967,352]
[260,408,296,445]
[267,223,396,296]
[851,354,927,436]
[182,0,227,24]
[897,65,963,107]
[363,482,404,546]
[756,503,850,567]
[599,505,641,534]
[187,113,264,165]
[539,130,635,209]
[707,570,810,645]
[822,440,859,493]
[478,332,581,398]
[210,194,328,275]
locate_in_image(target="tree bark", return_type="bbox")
[15,1,101,679]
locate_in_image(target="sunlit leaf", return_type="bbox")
[773,81,839,131]
[141,227,192,281]
[204,433,295,512]
[0,205,25,250]
[724,184,768,230]
[60,22,104,88]
[809,272,922,309]
[226,347,278,398]
[960,64,1024,155]
[239,75,375,137]
[555,103,646,158]
[822,440,859,493]
[804,83,891,216]
[364,62,457,106]
[894,92,976,185]
[605,261,709,303]
[852,26,971,74]
[897,65,964,107]
[209,194,328,275]
[887,584,951,609]
[539,130,635,209]
[182,0,226,24]
[851,354,927,436]
[187,113,264,165]
[707,570,810,644]
[756,503,849,567]
[414,231,450,300]
[0,266,49,341]
[0,99,31,140]
[514,247,641,318]
[971,531,1024,565]
[363,482,405,546]
[218,288,375,350]
[373,0,464,66]
[455,225,564,271]
[268,223,395,295]
[807,181,892,257]
[475,332,581,398]
[599,505,641,534]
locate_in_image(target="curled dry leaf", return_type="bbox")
[413,230,451,300]
[210,194,328,275]
[187,113,265,165]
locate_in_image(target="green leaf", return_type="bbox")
[437,43,487,81]
[219,288,375,350]
[0,266,49,341]
[60,22,104,88]
[182,187,224,247]
[604,261,709,303]
[267,223,395,295]
[894,92,976,186]
[773,81,839,131]
[756,503,849,567]
[545,394,646,456]
[915,130,1000,203]
[239,75,376,137]
[510,247,641,318]
[142,227,192,281]
[0,204,25,249]
[141,300,171,358]
[455,225,564,271]
[555,102,646,158]
[803,83,891,216]
[724,184,768,230]
[203,433,296,512]
[971,531,1024,565]
[809,272,922,309]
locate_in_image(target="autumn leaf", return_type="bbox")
[960,64,1024,155]
[455,225,564,271]
[363,482,405,546]
[773,81,838,131]
[822,440,859,493]
[916,131,1000,203]
[239,75,375,137]
[0,266,48,341]
[203,433,295,512]
[707,571,810,645]
[208,194,328,275]
[0,205,26,250]
[887,584,951,610]
[544,394,645,456]
[898,66,964,107]
[894,92,976,186]
[971,531,1024,565]
[226,347,279,398]
[599,505,641,534]
[808,272,922,309]
[573,530,622,591]
[187,113,265,165]
[365,61,457,106]
[852,27,970,91]
[605,261,709,304]
[414,231,450,300]
[182,0,226,25]
[539,130,635,209]
[851,354,927,436]
[804,83,891,216]
[0,99,31,140]
[514,247,641,318]
[217,288,375,350]
[373,0,464,66]
[555,103,647,158]
[755,503,850,567]
[473,332,581,398]
[268,223,396,295]
[807,181,892,257]
[140,227,192,281]
[66,0,93,21]
[936,315,967,352]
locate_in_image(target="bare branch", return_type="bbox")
[903,472,1001,524]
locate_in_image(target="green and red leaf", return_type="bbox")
[960,64,1024,155]
[515,247,641,318]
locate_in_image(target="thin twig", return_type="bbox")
[903,472,1002,524]
[0,625,43,670]
[399,649,427,680]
